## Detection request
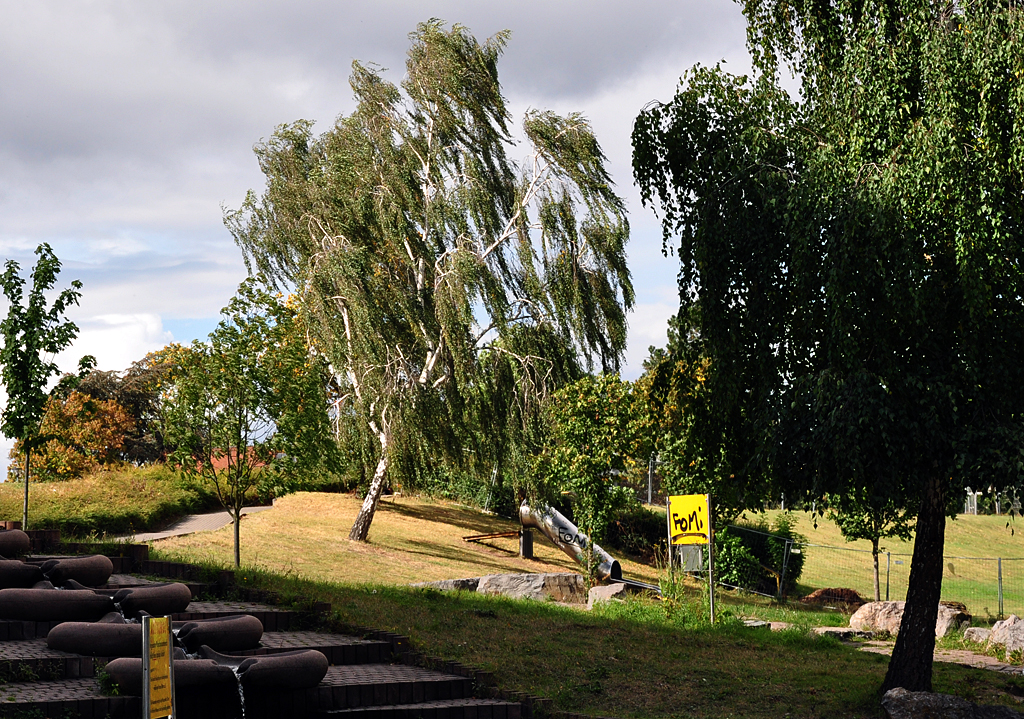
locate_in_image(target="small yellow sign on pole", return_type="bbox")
[667,494,710,545]
[666,494,715,623]
[142,615,175,719]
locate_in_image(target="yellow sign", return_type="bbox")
[668,494,710,545]
[143,615,175,719]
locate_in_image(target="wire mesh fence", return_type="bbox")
[676,526,1024,619]
[797,544,1024,619]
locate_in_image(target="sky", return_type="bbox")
[0,1,752,473]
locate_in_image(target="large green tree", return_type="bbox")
[633,0,1024,693]
[163,279,337,567]
[227,21,633,542]
[0,244,89,529]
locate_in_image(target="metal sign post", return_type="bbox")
[142,615,176,719]
[667,494,714,623]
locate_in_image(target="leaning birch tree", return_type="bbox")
[227,20,633,541]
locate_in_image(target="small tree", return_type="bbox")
[828,492,915,602]
[539,374,651,556]
[163,279,336,567]
[0,244,88,528]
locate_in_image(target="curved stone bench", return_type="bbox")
[114,582,192,618]
[41,555,114,587]
[0,530,31,558]
[175,614,263,653]
[0,560,43,589]
[105,657,237,695]
[199,646,329,689]
[0,588,114,622]
[47,620,142,657]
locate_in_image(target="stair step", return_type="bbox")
[316,698,523,719]
[0,677,140,718]
[310,664,475,709]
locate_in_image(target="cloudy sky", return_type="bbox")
[0,1,751,471]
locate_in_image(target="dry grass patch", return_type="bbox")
[154,492,660,585]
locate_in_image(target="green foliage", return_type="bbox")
[605,504,666,562]
[163,278,338,565]
[0,244,90,527]
[537,373,651,543]
[227,20,633,541]
[716,515,806,596]
[633,0,1024,690]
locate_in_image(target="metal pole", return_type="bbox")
[666,498,672,581]
[885,552,890,602]
[648,454,654,505]
[999,557,1004,619]
[707,493,715,624]
[777,539,792,600]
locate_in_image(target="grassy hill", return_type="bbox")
[154,492,661,585]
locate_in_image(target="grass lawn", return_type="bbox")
[153,492,660,586]
[738,510,1024,619]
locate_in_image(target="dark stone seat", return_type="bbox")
[46,620,142,657]
[0,560,44,589]
[41,555,114,587]
[105,656,237,695]
[114,582,192,617]
[0,588,114,621]
[200,645,329,689]
[0,530,31,558]
[175,614,263,653]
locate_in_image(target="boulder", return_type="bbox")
[850,601,905,635]
[0,530,31,558]
[882,687,1024,719]
[936,603,972,637]
[989,615,1024,660]
[476,573,586,603]
[587,582,629,609]
[411,578,481,592]
[849,601,971,638]
[964,627,991,644]
[800,587,866,607]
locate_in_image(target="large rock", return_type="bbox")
[410,578,481,592]
[850,601,905,635]
[476,573,586,603]
[882,687,1024,718]
[964,627,992,644]
[587,582,629,610]
[989,615,1024,660]
[849,601,971,638]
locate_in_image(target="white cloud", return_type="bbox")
[54,313,173,374]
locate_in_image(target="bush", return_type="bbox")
[714,513,807,596]
[605,505,666,561]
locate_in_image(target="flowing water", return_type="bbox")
[231,666,247,719]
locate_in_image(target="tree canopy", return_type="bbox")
[228,20,633,541]
[634,0,1024,693]
[0,244,88,528]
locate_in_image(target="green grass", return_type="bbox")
[0,465,216,537]
[168,559,1024,719]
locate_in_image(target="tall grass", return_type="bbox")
[0,465,217,537]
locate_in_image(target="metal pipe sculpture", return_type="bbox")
[519,502,621,581]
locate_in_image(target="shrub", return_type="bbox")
[714,513,807,596]
[605,504,666,561]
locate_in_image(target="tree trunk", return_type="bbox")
[349,445,390,542]
[882,476,946,693]
[22,450,30,530]
[233,508,241,568]
[872,538,881,602]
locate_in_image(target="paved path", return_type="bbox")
[120,505,272,542]
[859,639,1021,675]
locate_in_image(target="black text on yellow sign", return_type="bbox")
[144,615,175,719]
[668,494,710,545]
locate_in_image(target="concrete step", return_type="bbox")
[0,678,140,718]
[316,698,523,719]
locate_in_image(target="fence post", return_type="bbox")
[999,557,1004,619]
[886,552,890,602]
[778,539,793,600]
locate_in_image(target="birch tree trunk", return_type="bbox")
[349,438,390,542]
